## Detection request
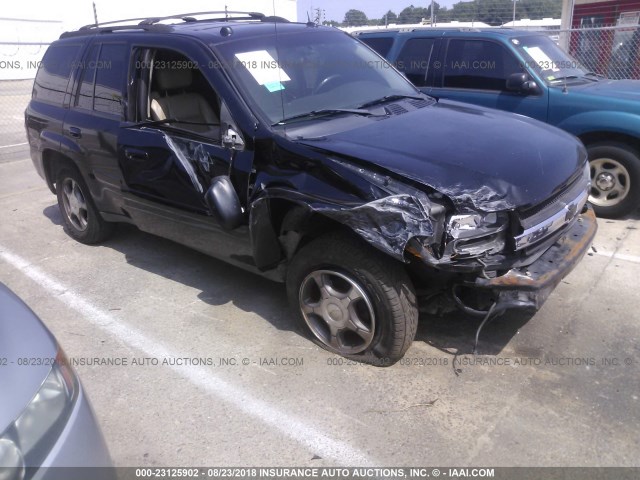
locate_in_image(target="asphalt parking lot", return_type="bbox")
[1,82,639,468]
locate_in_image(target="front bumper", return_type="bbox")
[474,205,597,312]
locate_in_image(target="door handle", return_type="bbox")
[124,148,149,161]
[68,126,82,138]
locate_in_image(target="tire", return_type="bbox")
[587,143,640,218]
[56,167,114,244]
[286,231,418,366]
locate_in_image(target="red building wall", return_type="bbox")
[571,0,640,78]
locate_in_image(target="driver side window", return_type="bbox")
[443,39,524,91]
[135,48,222,140]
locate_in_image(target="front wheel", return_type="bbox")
[286,232,418,365]
[588,143,640,218]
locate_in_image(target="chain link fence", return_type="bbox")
[0,78,32,163]
[553,25,640,80]
[0,41,48,163]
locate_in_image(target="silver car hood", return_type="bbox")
[0,284,57,431]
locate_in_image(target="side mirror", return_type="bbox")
[222,127,245,151]
[205,176,243,230]
[506,72,538,94]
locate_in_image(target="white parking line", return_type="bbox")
[0,142,28,149]
[0,247,375,467]
[595,249,640,264]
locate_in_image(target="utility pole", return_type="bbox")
[313,7,325,25]
[430,0,435,26]
[512,0,517,24]
[92,2,99,26]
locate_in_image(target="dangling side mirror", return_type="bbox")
[205,176,243,230]
[222,127,245,151]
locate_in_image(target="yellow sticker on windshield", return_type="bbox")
[234,50,291,86]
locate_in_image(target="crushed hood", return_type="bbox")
[294,100,586,212]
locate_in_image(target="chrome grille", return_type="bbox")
[514,167,590,252]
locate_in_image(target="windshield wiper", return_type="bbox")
[583,72,603,81]
[273,109,377,126]
[357,94,426,109]
[125,118,220,128]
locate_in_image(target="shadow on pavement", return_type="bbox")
[43,202,536,358]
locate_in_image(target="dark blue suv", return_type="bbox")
[25,13,596,363]
[358,28,640,217]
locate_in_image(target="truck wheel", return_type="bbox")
[286,232,418,366]
[588,143,640,218]
[56,168,114,244]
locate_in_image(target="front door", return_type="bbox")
[117,45,256,268]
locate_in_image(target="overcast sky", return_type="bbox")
[297,0,458,23]
[2,0,456,28]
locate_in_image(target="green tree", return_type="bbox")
[398,5,429,24]
[444,0,561,25]
[343,9,368,26]
[383,10,398,24]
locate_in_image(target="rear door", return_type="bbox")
[431,37,549,121]
[63,41,129,214]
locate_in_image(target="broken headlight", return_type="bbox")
[443,211,509,259]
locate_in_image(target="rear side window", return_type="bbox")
[33,43,81,105]
[396,38,435,87]
[442,39,523,91]
[360,37,394,58]
[93,44,128,116]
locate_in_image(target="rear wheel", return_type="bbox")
[286,232,418,365]
[56,168,114,244]
[588,143,640,218]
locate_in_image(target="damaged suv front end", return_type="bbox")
[212,23,597,361]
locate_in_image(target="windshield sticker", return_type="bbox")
[523,46,559,72]
[234,50,291,86]
[264,81,285,93]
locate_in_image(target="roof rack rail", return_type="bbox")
[61,24,173,39]
[138,10,265,25]
[63,11,287,38]
[78,17,151,30]
[76,11,266,31]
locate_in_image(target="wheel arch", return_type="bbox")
[578,131,640,154]
[41,149,80,194]
[249,196,358,271]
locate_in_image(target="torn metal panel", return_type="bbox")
[437,184,518,212]
[162,133,205,194]
[248,152,448,262]
[315,194,437,261]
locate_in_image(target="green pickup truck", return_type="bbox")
[357,28,640,217]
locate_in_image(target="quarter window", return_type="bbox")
[360,37,394,58]
[33,44,81,105]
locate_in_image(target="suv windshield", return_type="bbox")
[512,35,592,85]
[213,28,419,125]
